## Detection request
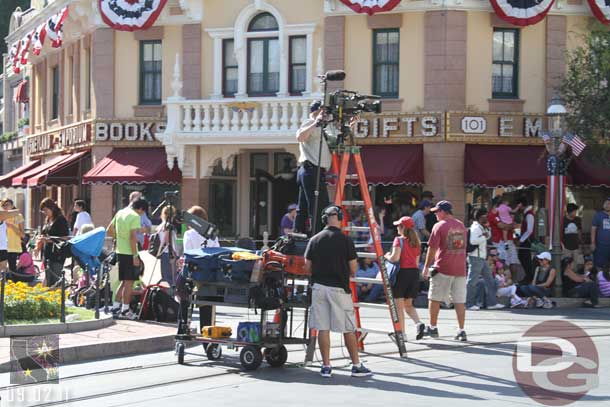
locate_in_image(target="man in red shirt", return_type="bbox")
[422,201,468,341]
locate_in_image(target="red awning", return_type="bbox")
[82,148,181,185]
[464,145,547,188]
[14,80,28,104]
[345,144,424,185]
[12,154,73,187]
[27,151,89,187]
[569,152,610,187]
[0,160,40,187]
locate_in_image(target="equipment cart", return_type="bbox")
[174,264,311,371]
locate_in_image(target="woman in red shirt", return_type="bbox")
[384,216,425,340]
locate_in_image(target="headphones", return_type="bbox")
[321,205,344,225]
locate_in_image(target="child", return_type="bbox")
[496,266,526,307]
[12,242,36,283]
[497,197,515,249]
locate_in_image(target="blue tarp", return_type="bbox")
[69,227,106,274]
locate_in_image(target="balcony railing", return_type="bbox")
[168,96,315,135]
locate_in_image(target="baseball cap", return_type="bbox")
[536,252,552,261]
[393,216,415,229]
[418,199,432,209]
[287,203,298,211]
[310,100,322,112]
[430,200,453,213]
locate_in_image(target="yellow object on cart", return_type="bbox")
[232,252,262,261]
[201,326,233,339]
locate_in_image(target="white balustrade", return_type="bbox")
[241,110,250,132]
[260,103,269,131]
[280,101,290,131]
[203,105,211,132]
[221,105,230,132]
[290,102,299,130]
[270,103,280,131]
[182,105,192,132]
[193,105,202,132]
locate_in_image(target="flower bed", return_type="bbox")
[3,281,63,321]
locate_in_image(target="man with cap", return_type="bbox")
[279,204,298,236]
[422,200,469,341]
[591,197,610,268]
[422,191,437,234]
[304,205,372,378]
[412,199,432,242]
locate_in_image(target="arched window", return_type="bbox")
[247,13,279,95]
[248,12,278,32]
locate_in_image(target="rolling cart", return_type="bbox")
[174,265,311,371]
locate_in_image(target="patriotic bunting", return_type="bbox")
[98,0,168,31]
[588,0,610,24]
[20,30,34,64]
[32,23,47,56]
[339,0,401,15]
[46,6,69,48]
[489,0,556,27]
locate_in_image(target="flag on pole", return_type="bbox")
[563,133,586,156]
[540,131,551,143]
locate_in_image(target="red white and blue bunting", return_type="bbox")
[98,0,168,32]
[588,0,610,24]
[339,0,401,15]
[489,0,556,26]
[45,6,69,48]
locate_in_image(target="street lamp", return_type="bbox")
[545,97,568,295]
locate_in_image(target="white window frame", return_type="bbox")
[206,1,315,99]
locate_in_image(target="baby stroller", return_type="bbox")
[67,227,113,312]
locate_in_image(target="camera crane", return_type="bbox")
[305,72,407,361]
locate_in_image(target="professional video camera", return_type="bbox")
[153,191,219,240]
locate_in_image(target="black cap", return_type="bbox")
[310,100,322,113]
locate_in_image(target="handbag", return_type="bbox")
[385,237,404,286]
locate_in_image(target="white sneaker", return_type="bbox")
[121,310,138,320]
[542,299,554,309]
[467,305,480,311]
[510,298,523,308]
[487,303,505,310]
[535,298,544,308]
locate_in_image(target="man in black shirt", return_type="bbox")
[304,205,372,378]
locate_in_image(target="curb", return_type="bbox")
[0,332,177,374]
[0,314,115,337]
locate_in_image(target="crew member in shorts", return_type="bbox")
[107,198,148,320]
[422,201,469,341]
[304,205,372,378]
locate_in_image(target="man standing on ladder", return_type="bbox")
[422,201,469,341]
[304,205,373,378]
[294,100,332,235]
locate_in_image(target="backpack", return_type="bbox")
[147,232,163,258]
[146,286,179,322]
[249,272,283,310]
[466,228,478,254]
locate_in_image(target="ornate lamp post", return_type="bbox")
[545,97,568,295]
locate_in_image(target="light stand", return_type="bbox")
[310,77,329,236]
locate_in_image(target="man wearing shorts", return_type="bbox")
[422,200,468,341]
[304,205,372,378]
[107,198,148,319]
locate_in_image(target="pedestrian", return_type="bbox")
[422,191,437,234]
[422,200,469,341]
[305,205,372,378]
[518,252,556,309]
[72,199,93,236]
[466,208,504,310]
[562,256,599,307]
[1,199,24,273]
[107,198,148,319]
[156,205,178,286]
[411,200,431,242]
[591,197,610,268]
[596,264,610,298]
[355,257,383,303]
[294,100,332,235]
[562,203,583,265]
[279,203,297,236]
[517,198,536,282]
[39,198,70,287]
[128,191,152,249]
[384,216,426,340]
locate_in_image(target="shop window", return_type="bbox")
[139,40,162,105]
[247,13,279,96]
[289,36,306,95]
[492,28,519,99]
[52,65,59,119]
[223,39,238,97]
[372,29,399,98]
[209,157,238,237]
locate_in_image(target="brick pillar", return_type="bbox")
[324,16,345,91]
[91,28,115,119]
[424,10,467,110]
[545,15,567,105]
[90,146,114,227]
[182,24,202,99]
[423,143,466,221]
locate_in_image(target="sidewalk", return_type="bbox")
[0,319,178,373]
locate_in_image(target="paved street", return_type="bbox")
[0,306,608,407]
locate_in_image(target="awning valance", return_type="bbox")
[345,144,424,186]
[569,152,610,188]
[0,160,40,187]
[464,145,547,188]
[12,152,88,187]
[14,80,28,104]
[82,148,181,185]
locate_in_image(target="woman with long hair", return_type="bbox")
[156,205,178,286]
[384,216,425,340]
[39,198,70,287]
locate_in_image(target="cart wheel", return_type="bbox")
[264,345,288,367]
[206,343,222,360]
[240,345,263,371]
[176,342,185,365]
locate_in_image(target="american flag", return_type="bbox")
[563,133,586,156]
[540,131,551,143]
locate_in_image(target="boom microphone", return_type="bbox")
[323,70,346,81]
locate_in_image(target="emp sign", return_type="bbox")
[461,116,487,134]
